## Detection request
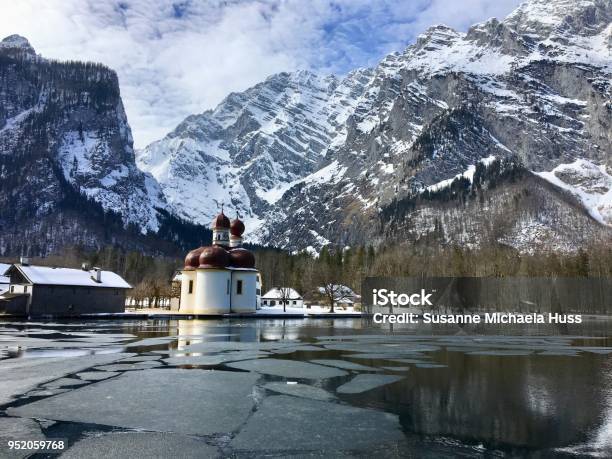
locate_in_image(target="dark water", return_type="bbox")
[1,318,612,457]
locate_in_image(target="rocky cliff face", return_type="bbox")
[139,0,611,253]
[2,0,610,257]
[136,69,375,230]
[0,35,207,256]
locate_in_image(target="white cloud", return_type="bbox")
[0,0,522,148]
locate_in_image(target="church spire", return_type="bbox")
[211,204,230,246]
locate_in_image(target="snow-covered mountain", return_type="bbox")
[138,0,611,253]
[0,34,163,230]
[0,35,208,256]
[1,0,610,257]
[136,69,375,230]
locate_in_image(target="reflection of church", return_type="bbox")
[180,210,260,314]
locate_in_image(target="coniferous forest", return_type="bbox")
[3,239,609,310]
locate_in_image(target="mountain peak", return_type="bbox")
[0,35,35,54]
[413,24,461,52]
[504,0,610,37]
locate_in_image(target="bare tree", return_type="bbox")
[278,286,294,312]
[319,283,355,313]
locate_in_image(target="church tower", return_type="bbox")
[230,216,245,248]
[211,207,230,246]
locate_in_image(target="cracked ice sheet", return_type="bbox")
[9,369,260,436]
[0,417,45,459]
[60,432,219,459]
[263,382,336,401]
[226,358,348,379]
[92,361,163,371]
[42,377,88,389]
[230,395,404,452]
[269,345,326,354]
[163,350,268,366]
[0,353,135,406]
[76,371,120,381]
[336,374,404,394]
[182,340,299,353]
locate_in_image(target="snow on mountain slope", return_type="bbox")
[535,159,612,226]
[137,70,363,230]
[258,0,611,251]
[138,0,611,252]
[425,156,497,192]
[0,35,163,239]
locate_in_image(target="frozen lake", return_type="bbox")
[1,318,612,457]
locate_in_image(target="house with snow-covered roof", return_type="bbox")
[0,259,131,317]
[261,287,303,308]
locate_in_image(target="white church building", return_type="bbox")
[179,210,260,314]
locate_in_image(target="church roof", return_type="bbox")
[212,211,230,229]
[230,218,245,237]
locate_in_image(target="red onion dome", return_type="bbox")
[229,248,255,269]
[230,218,245,237]
[184,247,205,270]
[212,211,230,230]
[199,245,230,269]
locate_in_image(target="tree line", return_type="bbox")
[2,241,610,311]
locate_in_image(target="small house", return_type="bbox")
[0,261,131,317]
[317,284,361,308]
[261,287,304,308]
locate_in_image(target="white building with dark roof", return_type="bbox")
[180,210,261,314]
[0,261,131,317]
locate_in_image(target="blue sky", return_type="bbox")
[0,0,522,147]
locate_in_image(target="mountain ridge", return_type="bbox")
[137,0,611,253]
[0,0,610,257]
[0,35,211,257]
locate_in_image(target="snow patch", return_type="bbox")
[534,159,612,226]
[425,155,496,192]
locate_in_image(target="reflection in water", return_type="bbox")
[355,351,604,450]
[2,317,612,456]
[557,357,612,457]
[141,318,612,454]
[592,360,612,453]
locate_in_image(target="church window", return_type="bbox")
[237,280,243,295]
[188,280,193,294]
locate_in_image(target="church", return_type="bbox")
[179,210,260,314]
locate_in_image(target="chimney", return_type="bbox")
[20,256,30,266]
[91,267,102,283]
